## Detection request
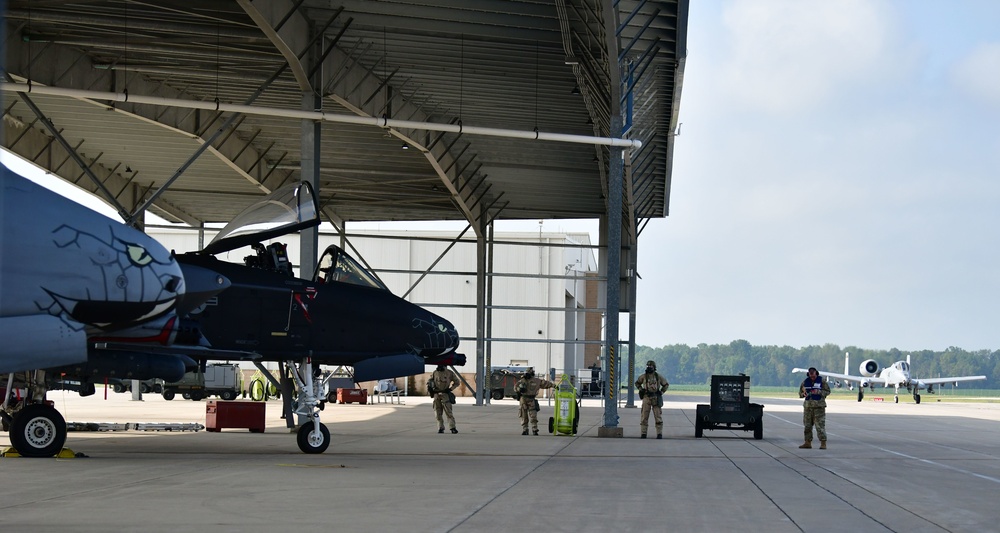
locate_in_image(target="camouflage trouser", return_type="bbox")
[640,396,663,435]
[803,403,826,442]
[519,397,539,431]
[433,393,456,430]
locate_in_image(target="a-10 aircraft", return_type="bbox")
[1,162,464,456]
[794,353,985,404]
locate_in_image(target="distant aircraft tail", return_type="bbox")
[844,352,854,390]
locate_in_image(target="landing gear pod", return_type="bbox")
[548,374,580,436]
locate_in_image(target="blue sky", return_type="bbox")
[636,0,1000,351]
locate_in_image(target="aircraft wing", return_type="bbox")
[792,368,866,384]
[93,341,259,361]
[915,375,986,386]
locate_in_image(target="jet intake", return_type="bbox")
[52,352,196,382]
[859,359,880,377]
[353,354,424,383]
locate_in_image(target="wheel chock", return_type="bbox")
[1,447,86,458]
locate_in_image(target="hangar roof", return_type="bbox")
[2,1,686,238]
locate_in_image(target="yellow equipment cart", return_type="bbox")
[548,374,580,435]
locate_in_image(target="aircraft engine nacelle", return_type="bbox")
[859,359,880,377]
[860,379,870,389]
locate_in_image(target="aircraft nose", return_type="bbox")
[411,312,459,357]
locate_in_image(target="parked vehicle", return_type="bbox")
[107,378,160,394]
[159,363,242,401]
[489,366,527,400]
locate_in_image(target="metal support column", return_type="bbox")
[485,221,495,405]
[600,0,626,436]
[475,218,487,406]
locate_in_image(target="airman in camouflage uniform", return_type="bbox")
[429,365,459,434]
[515,368,554,435]
[798,367,830,449]
[635,360,669,439]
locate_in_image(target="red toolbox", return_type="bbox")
[337,388,368,404]
[206,400,266,433]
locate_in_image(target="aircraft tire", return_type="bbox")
[139,383,151,394]
[112,383,126,393]
[297,422,331,454]
[695,419,703,438]
[162,390,175,401]
[9,403,67,458]
[753,420,763,440]
[894,395,899,404]
[914,393,921,404]
[857,390,863,402]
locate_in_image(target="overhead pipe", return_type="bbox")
[0,83,642,150]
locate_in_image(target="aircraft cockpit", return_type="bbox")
[244,242,293,276]
[315,245,388,291]
[201,182,320,257]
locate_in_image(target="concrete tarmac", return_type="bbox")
[2,390,999,532]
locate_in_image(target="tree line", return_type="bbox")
[630,341,998,388]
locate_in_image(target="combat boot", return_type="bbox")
[798,441,812,449]
[522,429,529,435]
[438,427,444,434]
[820,441,827,450]
[640,434,647,439]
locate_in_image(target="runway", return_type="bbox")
[2,391,998,532]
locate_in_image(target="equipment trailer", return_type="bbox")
[695,374,763,440]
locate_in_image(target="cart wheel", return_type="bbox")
[548,417,554,434]
[572,419,578,435]
[695,419,703,438]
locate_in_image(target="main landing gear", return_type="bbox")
[2,371,69,458]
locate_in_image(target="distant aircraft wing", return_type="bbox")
[915,375,986,386]
[792,368,866,384]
